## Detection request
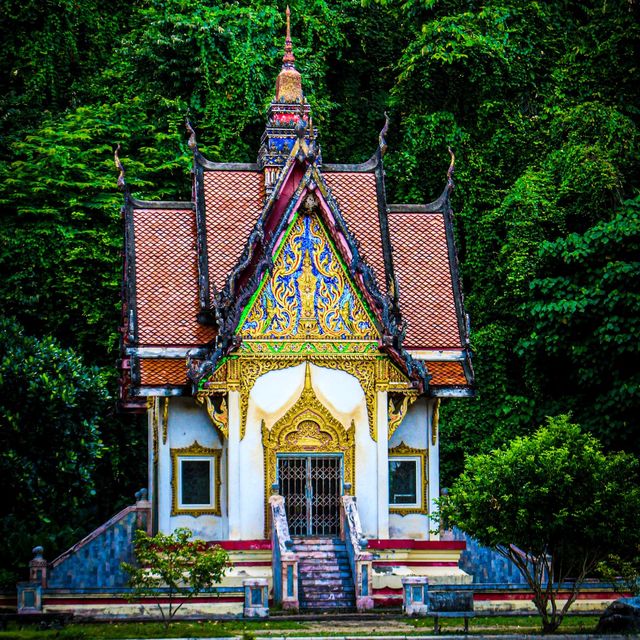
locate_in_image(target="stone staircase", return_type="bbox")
[292,537,356,610]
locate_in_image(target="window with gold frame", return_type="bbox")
[388,443,427,515]
[170,442,221,516]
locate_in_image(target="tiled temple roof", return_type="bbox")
[387,210,462,350]
[203,169,265,294]
[131,206,215,346]
[118,25,472,404]
[323,171,386,289]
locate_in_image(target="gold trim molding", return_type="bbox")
[170,441,222,517]
[432,398,441,446]
[388,442,427,516]
[198,354,415,442]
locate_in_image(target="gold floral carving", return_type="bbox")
[162,397,169,445]
[239,213,377,342]
[388,442,427,516]
[170,441,222,517]
[240,356,377,441]
[388,392,419,439]
[197,394,229,440]
[148,397,159,465]
[262,363,355,534]
[432,398,441,446]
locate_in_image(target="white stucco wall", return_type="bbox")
[152,362,401,541]
[156,397,227,539]
[388,397,432,540]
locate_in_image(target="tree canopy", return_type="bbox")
[440,415,640,632]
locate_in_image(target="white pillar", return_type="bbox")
[376,390,389,539]
[227,390,241,539]
[427,398,441,540]
[147,400,155,531]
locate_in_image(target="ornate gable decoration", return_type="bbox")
[238,211,378,344]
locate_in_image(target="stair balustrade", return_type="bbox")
[340,494,374,611]
[269,493,299,611]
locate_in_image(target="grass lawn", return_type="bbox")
[0,615,601,638]
[410,614,599,634]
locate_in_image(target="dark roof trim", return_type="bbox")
[129,197,195,210]
[387,195,449,214]
[442,198,471,355]
[372,148,400,313]
[322,154,379,173]
[123,201,139,346]
[194,162,211,315]
[195,151,260,172]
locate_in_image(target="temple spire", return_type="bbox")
[275,6,303,102]
[283,6,295,67]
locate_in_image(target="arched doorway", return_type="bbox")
[263,364,355,536]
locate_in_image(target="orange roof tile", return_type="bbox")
[139,358,189,386]
[133,208,215,346]
[323,172,386,288]
[388,211,463,349]
[203,170,265,293]
[427,361,468,386]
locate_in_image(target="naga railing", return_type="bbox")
[340,494,374,611]
[269,493,299,610]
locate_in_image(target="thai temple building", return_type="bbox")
[117,9,473,611]
[16,11,479,617]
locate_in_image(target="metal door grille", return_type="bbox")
[278,455,342,536]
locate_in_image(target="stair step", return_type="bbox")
[300,593,355,602]
[293,537,355,609]
[299,569,352,578]
[300,582,355,597]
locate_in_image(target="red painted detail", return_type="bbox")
[373,561,458,567]
[367,539,465,551]
[43,596,243,605]
[229,561,271,567]
[474,591,621,602]
[372,587,402,596]
[373,596,402,608]
[214,540,272,551]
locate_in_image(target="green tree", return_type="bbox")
[440,415,640,632]
[0,317,107,585]
[122,528,229,628]
[598,549,640,597]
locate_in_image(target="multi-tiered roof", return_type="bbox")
[118,11,473,409]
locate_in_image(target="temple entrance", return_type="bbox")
[278,454,342,536]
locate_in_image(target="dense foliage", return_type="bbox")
[441,415,640,632]
[0,0,638,578]
[0,318,106,585]
[123,528,229,628]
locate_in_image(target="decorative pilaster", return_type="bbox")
[376,389,390,538]
[227,390,242,539]
[428,398,441,540]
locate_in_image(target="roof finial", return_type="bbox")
[283,6,295,67]
[447,146,455,192]
[379,112,390,157]
[114,143,126,192]
[185,118,198,152]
